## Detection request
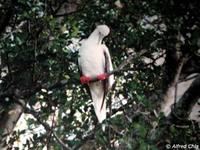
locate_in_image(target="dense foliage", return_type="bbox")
[0,0,199,149]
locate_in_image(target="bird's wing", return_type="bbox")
[102,44,115,89]
[99,44,114,111]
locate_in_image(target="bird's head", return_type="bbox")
[87,24,110,45]
[96,25,110,37]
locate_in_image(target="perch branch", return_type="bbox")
[82,49,148,83]
[0,50,147,108]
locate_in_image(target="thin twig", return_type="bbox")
[26,108,72,150]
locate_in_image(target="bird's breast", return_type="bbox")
[79,45,105,77]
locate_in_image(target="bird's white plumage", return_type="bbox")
[78,25,114,123]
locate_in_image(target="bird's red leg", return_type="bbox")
[97,73,109,81]
[80,76,92,84]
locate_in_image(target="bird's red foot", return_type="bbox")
[97,73,109,81]
[80,76,91,84]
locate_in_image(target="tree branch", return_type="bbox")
[161,56,189,116]
[168,74,200,123]
[178,74,199,83]
[83,49,148,83]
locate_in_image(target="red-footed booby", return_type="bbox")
[78,25,114,123]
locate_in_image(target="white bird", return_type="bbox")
[78,25,114,123]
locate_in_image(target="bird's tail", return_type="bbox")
[89,82,106,123]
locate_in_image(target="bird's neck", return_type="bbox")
[88,30,103,45]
